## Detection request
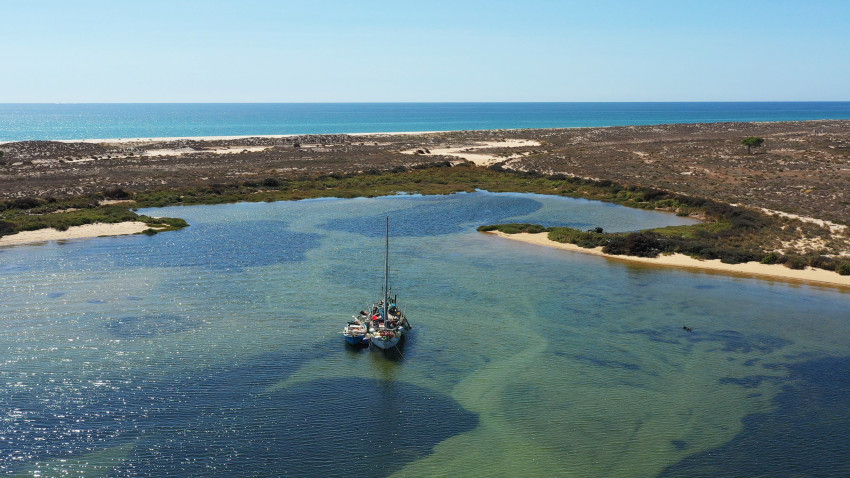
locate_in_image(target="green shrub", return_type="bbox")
[719,250,759,264]
[103,187,132,200]
[500,225,522,234]
[807,255,837,271]
[0,220,16,236]
[155,217,189,228]
[262,177,281,187]
[601,235,628,254]
[10,197,41,210]
[837,262,850,276]
[602,232,673,258]
[784,257,807,270]
[760,251,781,264]
[478,223,547,235]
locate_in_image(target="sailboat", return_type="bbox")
[362,217,411,351]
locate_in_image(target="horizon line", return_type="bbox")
[3,100,850,105]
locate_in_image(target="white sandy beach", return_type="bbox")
[30,131,443,145]
[0,131,446,146]
[489,231,850,289]
[0,222,152,247]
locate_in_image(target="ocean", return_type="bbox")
[2,102,850,141]
[1,192,849,476]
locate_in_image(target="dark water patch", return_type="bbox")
[719,375,782,389]
[693,284,718,290]
[47,292,65,298]
[104,314,202,338]
[743,358,760,367]
[671,440,689,451]
[117,378,476,477]
[627,329,684,345]
[2,347,475,477]
[783,351,821,361]
[87,299,107,304]
[323,194,544,237]
[629,328,791,355]
[126,296,143,300]
[575,354,642,371]
[659,355,850,478]
[1,349,308,473]
[687,329,791,354]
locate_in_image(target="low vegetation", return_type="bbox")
[476,170,850,274]
[483,220,850,274]
[0,192,188,238]
[4,162,849,276]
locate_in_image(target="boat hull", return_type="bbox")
[344,334,365,345]
[370,326,405,350]
[343,320,368,345]
[371,335,401,350]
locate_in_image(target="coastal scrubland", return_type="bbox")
[2,120,849,276]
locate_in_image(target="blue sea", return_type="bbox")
[1,102,850,141]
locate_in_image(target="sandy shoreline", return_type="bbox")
[0,131,445,145]
[0,222,152,247]
[489,231,850,289]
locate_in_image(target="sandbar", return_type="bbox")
[489,231,850,289]
[0,221,152,247]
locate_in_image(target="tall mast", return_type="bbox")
[383,216,390,319]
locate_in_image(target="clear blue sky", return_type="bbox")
[1,0,848,102]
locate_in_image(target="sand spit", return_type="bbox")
[489,231,850,289]
[0,221,152,247]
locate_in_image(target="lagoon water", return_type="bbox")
[2,191,849,476]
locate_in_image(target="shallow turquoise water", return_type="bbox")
[1,191,849,477]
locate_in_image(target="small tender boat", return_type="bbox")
[342,317,368,345]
